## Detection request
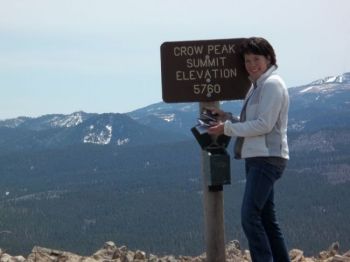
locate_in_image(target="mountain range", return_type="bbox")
[2,72,349,147]
[0,72,349,256]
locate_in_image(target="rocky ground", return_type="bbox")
[1,240,350,262]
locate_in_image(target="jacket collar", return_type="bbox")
[249,65,277,88]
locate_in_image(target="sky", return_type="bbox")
[0,0,349,120]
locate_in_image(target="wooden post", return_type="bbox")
[199,101,226,262]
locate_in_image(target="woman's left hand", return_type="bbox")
[207,123,225,135]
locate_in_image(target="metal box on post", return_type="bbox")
[191,126,231,191]
[203,146,231,187]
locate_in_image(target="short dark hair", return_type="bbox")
[240,37,277,66]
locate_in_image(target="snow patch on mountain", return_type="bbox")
[6,190,67,202]
[83,124,112,145]
[178,104,197,112]
[0,111,88,129]
[290,120,308,131]
[298,83,342,94]
[50,112,84,128]
[117,138,130,146]
[298,73,350,95]
[0,117,28,128]
[299,86,314,93]
[308,72,350,85]
[299,82,350,95]
[158,113,175,122]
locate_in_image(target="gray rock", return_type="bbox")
[226,240,242,258]
[0,254,12,262]
[104,241,117,249]
[134,250,146,260]
[289,249,304,262]
[329,242,340,256]
[93,241,118,260]
[331,254,350,262]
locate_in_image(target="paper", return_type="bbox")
[194,110,219,134]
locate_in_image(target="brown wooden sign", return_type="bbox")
[161,38,251,103]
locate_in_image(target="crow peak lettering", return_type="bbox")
[173,44,236,57]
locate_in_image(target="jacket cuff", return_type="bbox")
[224,120,235,136]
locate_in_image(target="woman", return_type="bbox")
[208,37,291,262]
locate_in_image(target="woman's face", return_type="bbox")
[244,53,271,81]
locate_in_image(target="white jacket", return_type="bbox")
[224,66,289,159]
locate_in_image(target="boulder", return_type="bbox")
[0,253,12,262]
[226,240,242,257]
[289,249,304,262]
[134,250,147,260]
[329,242,340,256]
[27,246,84,262]
[343,250,350,257]
[330,254,350,262]
[92,241,118,260]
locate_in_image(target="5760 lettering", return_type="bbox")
[193,83,221,96]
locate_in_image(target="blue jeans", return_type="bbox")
[241,157,290,262]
